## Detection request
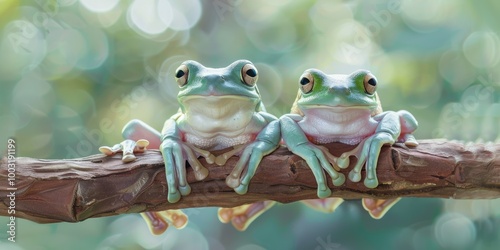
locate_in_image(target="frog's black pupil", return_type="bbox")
[246,69,257,77]
[300,77,310,85]
[368,78,377,86]
[176,70,185,78]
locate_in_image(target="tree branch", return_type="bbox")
[1,140,499,223]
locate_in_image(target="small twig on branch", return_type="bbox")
[1,140,499,224]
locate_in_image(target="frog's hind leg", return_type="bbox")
[362,198,401,219]
[301,198,344,213]
[397,110,419,147]
[122,119,162,148]
[141,209,188,235]
[218,201,275,231]
[121,120,191,235]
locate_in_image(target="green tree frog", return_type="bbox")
[100,60,280,233]
[280,68,418,218]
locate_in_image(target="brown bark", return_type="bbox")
[1,140,499,224]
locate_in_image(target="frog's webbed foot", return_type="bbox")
[218,201,275,231]
[140,210,188,235]
[301,198,344,213]
[225,140,278,195]
[215,144,248,166]
[362,198,401,219]
[99,139,149,162]
[161,140,210,203]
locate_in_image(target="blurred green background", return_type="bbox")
[1,0,499,249]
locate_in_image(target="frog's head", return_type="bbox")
[174,60,265,114]
[291,69,382,116]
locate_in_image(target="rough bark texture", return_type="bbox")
[1,140,499,224]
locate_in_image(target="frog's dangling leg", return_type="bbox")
[140,210,188,235]
[218,201,275,231]
[362,198,401,219]
[214,144,249,166]
[99,139,149,162]
[301,198,344,213]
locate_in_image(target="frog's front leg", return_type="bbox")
[226,116,281,194]
[346,112,401,188]
[280,115,346,198]
[161,118,209,203]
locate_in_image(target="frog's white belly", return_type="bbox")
[179,114,265,150]
[298,108,379,145]
[177,95,265,150]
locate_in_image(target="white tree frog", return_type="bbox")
[100,60,281,233]
[280,68,418,218]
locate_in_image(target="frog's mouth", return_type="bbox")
[300,104,378,112]
[179,95,259,119]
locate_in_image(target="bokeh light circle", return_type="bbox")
[438,50,477,91]
[80,0,119,13]
[128,0,170,35]
[168,0,201,31]
[434,213,476,249]
[463,31,500,68]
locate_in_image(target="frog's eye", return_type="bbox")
[363,73,377,95]
[175,64,189,87]
[299,72,314,93]
[241,64,258,86]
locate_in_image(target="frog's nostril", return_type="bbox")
[330,87,351,95]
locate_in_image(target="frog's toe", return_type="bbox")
[362,198,400,219]
[136,139,150,150]
[167,189,181,203]
[403,134,418,147]
[218,201,275,231]
[337,155,350,169]
[178,185,191,196]
[317,186,332,199]
[226,175,240,189]
[364,177,379,189]
[99,146,115,156]
[163,210,188,229]
[349,169,362,182]
[194,167,209,181]
[332,173,345,186]
[215,156,227,166]
[140,211,170,235]
[205,154,216,164]
[234,184,248,195]
[122,154,137,163]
